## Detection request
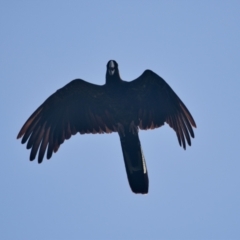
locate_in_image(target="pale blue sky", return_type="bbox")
[1,1,240,239]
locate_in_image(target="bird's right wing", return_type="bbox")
[17,79,116,163]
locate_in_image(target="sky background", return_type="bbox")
[1,1,240,239]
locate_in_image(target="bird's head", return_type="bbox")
[107,60,118,76]
[106,60,121,83]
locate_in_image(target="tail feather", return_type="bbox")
[119,131,149,194]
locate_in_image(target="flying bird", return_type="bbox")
[17,60,196,194]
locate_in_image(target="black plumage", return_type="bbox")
[17,60,196,194]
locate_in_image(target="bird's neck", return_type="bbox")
[105,73,122,85]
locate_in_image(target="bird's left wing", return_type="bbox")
[128,70,196,149]
[17,79,116,163]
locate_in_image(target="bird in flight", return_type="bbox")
[17,60,196,194]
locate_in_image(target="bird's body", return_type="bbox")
[17,60,196,194]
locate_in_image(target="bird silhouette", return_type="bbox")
[17,60,196,194]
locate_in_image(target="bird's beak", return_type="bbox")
[108,69,115,75]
